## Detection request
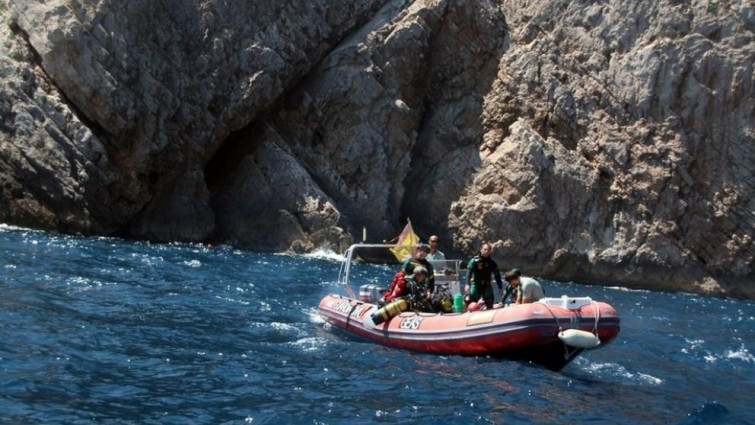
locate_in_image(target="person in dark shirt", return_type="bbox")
[404,266,433,312]
[465,243,503,309]
[500,279,517,305]
[401,244,435,292]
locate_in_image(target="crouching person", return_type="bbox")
[404,266,434,312]
[504,268,545,304]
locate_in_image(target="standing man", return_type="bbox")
[427,235,446,262]
[504,268,545,303]
[465,243,503,309]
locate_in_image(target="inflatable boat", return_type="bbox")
[318,244,620,371]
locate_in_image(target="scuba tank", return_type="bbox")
[371,298,409,325]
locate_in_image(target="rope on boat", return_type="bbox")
[542,301,562,329]
[543,297,603,358]
[590,299,601,334]
[539,302,576,359]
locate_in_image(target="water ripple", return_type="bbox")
[0,226,753,424]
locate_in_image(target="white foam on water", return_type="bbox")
[269,322,298,332]
[725,345,754,363]
[306,307,325,324]
[636,372,664,385]
[684,338,706,350]
[679,339,753,365]
[288,336,326,352]
[605,286,651,293]
[303,248,344,262]
[258,300,271,312]
[581,361,664,385]
[132,252,164,266]
[214,295,250,306]
[0,223,27,231]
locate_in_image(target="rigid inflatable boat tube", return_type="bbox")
[371,298,408,325]
[558,329,601,349]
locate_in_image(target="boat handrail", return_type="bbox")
[538,296,594,310]
[337,243,467,297]
[338,243,420,298]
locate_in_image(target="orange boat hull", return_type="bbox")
[318,294,620,370]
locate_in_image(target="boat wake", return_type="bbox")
[578,360,664,385]
[306,307,325,324]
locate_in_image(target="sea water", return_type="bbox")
[0,225,753,424]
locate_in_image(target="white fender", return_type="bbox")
[559,329,601,349]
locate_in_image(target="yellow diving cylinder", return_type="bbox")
[371,298,409,325]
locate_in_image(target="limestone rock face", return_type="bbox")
[464,0,754,298]
[0,0,752,298]
[2,0,387,237]
[210,0,507,252]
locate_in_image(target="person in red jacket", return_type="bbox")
[384,266,432,309]
[383,270,407,302]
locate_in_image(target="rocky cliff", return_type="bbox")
[1,0,752,298]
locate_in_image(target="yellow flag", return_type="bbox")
[390,220,419,263]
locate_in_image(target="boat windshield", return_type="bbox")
[337,244,465,298]
[337,243,398,298]
[429,259,464,295]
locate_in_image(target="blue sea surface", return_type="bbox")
[0,225,753,424]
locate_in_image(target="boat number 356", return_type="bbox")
[399,315,423,330]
